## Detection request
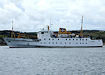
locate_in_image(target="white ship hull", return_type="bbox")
[4,37,103,48]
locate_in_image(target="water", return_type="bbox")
[0,46,105,75]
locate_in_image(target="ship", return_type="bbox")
[3,17,103,48]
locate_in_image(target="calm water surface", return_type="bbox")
[0,46,105,75]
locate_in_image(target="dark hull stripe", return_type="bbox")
[10,46,103,48]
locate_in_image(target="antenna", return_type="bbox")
[50,18,53,27]
[11,20,15,38]
[50,18,51,26]
[80,16,83,37]
[12,20,13,31]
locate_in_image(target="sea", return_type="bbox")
[0,46,105,75]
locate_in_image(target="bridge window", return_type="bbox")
[41,32,44,34]
[44,38,46,40]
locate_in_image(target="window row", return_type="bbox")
[44,38,88,41]
[40,42,87,44]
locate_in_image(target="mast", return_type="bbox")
[11,20,15,38]
[48,18,52,31]
[80,16,83,37]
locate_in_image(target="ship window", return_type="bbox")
[58,39,59,40]
[44,42,46,44]
[8,41,11,42]
[76,43,78,44]
[82,43,84,44]
[76,39,78,40]
[49,42,50,44]
[56,42,57,44]
[69,42,71,44]
[65,42,66,44]
[66,39,67,40]
[40,42,42,44]
[86,39,87,40]
[44,38,46,40]
[69,39,71,40]
[80,39,81,40]
[52,42,54,44]
[82,39,84,40]
[80,43,81,44]
[41,32,44,34]
[73,39,74,40]
[52,39,54,40]
[86,43,87,44]
[49,38,50,40]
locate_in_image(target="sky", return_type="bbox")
[0,0,105,32]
